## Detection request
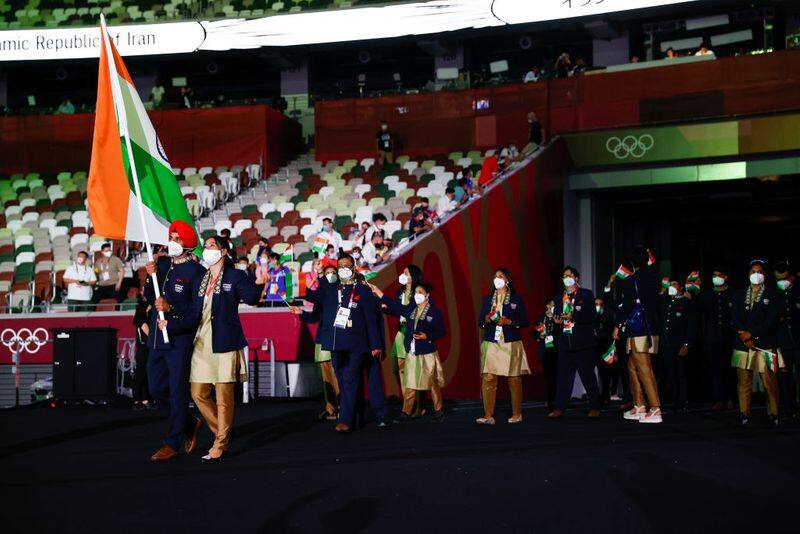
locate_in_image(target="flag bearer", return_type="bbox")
[145,220,207,461]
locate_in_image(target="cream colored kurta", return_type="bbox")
[190,292,248,384]
[404,352,445,390]
[480,298,531,377]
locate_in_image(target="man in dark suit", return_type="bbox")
[616,246,663,424]
[144,221,206,461]
[548,266,601,418]
[661,279,697,413]
[292,254,385,432]
[774,261,798,419]
[697,268,736,411]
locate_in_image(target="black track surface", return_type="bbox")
[2,399,799,533]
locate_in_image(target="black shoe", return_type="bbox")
[740,414,749,426]
[133,403,144,411]
[770,415,780,427]
[431,410,445,423]
[377,417,391,428]
[393,413,411,424]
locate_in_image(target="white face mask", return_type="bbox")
[102,250,112,258]
[202,249,222,266]
[338,267,353,281]
[236,264,248,271]
[414,293,427,305]
[563,276,576,288]
[398,273,409,285]
[493,277,506,290]
[76,257,86,265]
[167,240,184,257]
[777,279,791,291]
[326,273,338,284]
[749,272,765,286]
[668,286,679,296]
[352,252,361,259]
[712,276,726,287]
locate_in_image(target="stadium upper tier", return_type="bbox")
[0,0,406,29]
[0,147,503,312]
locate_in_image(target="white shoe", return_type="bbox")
[610,394,622,401]
[507,415,523,424]
[623,405,646,421]
[476,417,496,425]
[639,408,662,424]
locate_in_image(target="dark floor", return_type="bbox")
[1,398,799,534]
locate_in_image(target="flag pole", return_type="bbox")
[100,15,169,342]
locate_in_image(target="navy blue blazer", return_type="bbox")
[299,284,333,348]
[732,286,781,351]
[166,266,264,353]
[554,287,597,351]
[661,295,698,348]
[778,284,800,350]
[143,256,207,351]
[381,295,446,354]
[478,293,529,343]
[312,277,384,354]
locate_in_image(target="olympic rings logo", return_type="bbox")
[605,134,654,159]
[1,328,49,354]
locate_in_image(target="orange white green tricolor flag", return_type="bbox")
[87,16,193,246]
[601,342,617,364]
[615,264,633,279]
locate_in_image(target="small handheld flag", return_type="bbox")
[280,244,294,263]
[647,249,656,266]
[601,343,617,364]
[615,264,633,279]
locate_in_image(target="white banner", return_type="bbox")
[0,0,701,62]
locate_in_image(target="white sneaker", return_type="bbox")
[476,417,496,425]
[623,405,646,421]
[610,394,622,401]
[639,408,662,424]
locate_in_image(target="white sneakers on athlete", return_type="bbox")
[639,408,662,424]
[476,417,496,425]
[623,405,646,421]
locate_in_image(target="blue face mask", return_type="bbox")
[323,225,330,232]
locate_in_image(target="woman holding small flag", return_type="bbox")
[369,281,447,422]
[159,235,266,462]
[548,266,601,418]
[731,259,783,426]
[476,268,530,425]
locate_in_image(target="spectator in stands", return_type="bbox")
[262,252,291,306]
[437,187,457,218]
[180,85,195,108]
[353,221,370,250]
[257,236,270,256]
[93,243,125,303]
[665,47,677,59]
[376,121,395,166]
[408,207,433,238]
[555,52,572,78]
[630,55,640,64]
[477,268,531,424]
[362,233,387,267]
[478,151,499,187]
[732,259,781,426]
[365,213,388,243]
[460,170,478,196]
[149,80,165,108]
[350,247,363,267]
[63,250,97,311]
[56,98,75,114]
[132,300,153,411]
[316,217,343,257]
[527,111,544,149]
[572,57,588,76]
[696,42,715,57]
[236,256,250,272]
[321,245,339,269]
[453,178,469,205]
[523,66,541,83]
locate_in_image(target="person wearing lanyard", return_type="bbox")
[63,250,97,311]
[93,242,125,303]
[534,298,559,410]
[298,262,342,421]
[548,266,601,419]
[383,264,424,413]
[292,254,385,432]
[159,236,265,462]
[144,220,207,462]
[371,281,447,422]
[477,268,531,425]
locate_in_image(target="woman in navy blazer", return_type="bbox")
[160,235,264,462]
[371,281,447,422]
[476,268,531,425]
[547,265,601,419]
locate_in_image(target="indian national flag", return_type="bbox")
[280,245,294,263]
[356,266,377,280]
[312,233,329,255]
[687,271,700,282]
[661,277,670,289]
[601,342,617,364]
[87,16,194,247]
[615,264,633,279]
[647,249,656,266]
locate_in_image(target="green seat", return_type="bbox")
[289,195,305,205]
[231,236,243,248]
[420,174,435,185]
[350,165,365,176]
[241,204,258,215]
[334,215,352,230]
[392,230,409,242]
[447,179,459,189]
[57,219,72,227]
[15,244,33,254]
[470,164,482,175]
[265,211,281,223]
[201,230,216,241]
[298,168,313,176]
[55,204,72,214]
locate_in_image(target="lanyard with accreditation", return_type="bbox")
[334,285,357,329]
